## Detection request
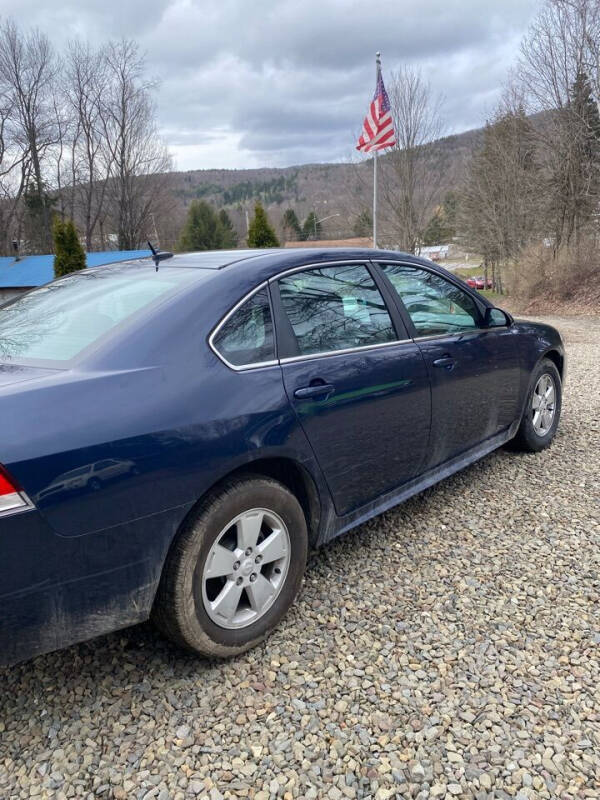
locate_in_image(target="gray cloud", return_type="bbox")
[2,0,539,169]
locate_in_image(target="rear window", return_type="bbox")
[212,288,275,367]
[0,268,199,363]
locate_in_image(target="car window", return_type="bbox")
[0,268,201,363]
[95,460,115,470]
[63,466,90,478]
[212,287,275,367]
[380,264,481,337]
[278,265,395,357]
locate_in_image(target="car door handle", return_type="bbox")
[293,383,335,399]
[432,356,456,370]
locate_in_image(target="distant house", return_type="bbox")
[0,250,152,304]
[417,244,450,261]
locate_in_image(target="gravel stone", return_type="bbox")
[1,314,599,799]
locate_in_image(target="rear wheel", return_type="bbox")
[511,358,562,452]
[153,475,308,658]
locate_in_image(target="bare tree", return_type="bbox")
[51,88,74,221]
[460,96,542,292]
[101,39,171,250]
[378,66,445,252]
[64,40,113,249]
[518,0,600,248]
[0,20,57,252]
[0,69,30,254]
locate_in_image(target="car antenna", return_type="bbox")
[147,240,174,272]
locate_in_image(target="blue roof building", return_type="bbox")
[0,250,152,303]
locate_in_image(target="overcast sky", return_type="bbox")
[2,0,540,171]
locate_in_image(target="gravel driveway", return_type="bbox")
[1,315,599,800]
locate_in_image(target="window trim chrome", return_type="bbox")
[412,330,481,342]
[211,258,459,372]
[208,281,279,372]
[278,337,413,364]
[269,259,370,282]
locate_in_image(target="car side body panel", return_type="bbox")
[0,361,332,665]
[415,326,522,470]
[0,249,565,666]
[280,341,432,515]
[0,505,183,666]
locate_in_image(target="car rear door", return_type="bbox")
[377,262,521,470]
[271,262,431,517]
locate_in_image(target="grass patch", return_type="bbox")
[454,265,484,279]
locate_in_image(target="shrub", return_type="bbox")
[507,237,600,305]
[247,203,279,248]
[53,217,86,278]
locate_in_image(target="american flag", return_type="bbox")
[356,69,396,153]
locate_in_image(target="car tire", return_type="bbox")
[152,475,308,658]
[89,477,102,491]
[511,358,562,452]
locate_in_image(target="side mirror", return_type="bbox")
[484,307,513,328]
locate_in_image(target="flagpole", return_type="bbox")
[373,52,381,249]
[373,151,377,248]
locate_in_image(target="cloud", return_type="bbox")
[2,0,540,169]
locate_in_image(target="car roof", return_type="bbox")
[77,248,487,309]
[120,247,418,272]
[97,247,478,302]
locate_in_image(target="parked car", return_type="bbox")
[466,275,493,290]
[34,459,137,501]
[0,249,565,666]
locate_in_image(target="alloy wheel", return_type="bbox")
[532,373,556,436]
[200,508,291,629]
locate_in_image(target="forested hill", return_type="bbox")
[166,126,484,240]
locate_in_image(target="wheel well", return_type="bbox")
[232,458,321,541]
[179,458,321,545]
[544,349,564,378]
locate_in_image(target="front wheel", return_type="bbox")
[153,475,308,658]
[511,358,562,452]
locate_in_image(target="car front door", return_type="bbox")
[271,262,431,516]
[378,262,521,470]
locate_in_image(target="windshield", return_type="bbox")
[0,268,200,363]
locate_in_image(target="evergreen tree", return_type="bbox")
[24,179,55,254]
[558,70,600,244]
[64,219,86,272]
[282,208,303,241]
[53,217,86,278]
[422,212,446,246]
[218,209,238,248]
[422,192,457,245]
[442,191,458,233]
[571,71,600,144]
[52,216,67,277]
[178,200,227,251]
[353,209,373,238]
[247,203,280,247]
[302,211,321,241]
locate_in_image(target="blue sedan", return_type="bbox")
[0,248,564,665]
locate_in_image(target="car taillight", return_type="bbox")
[0,465,31,515]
